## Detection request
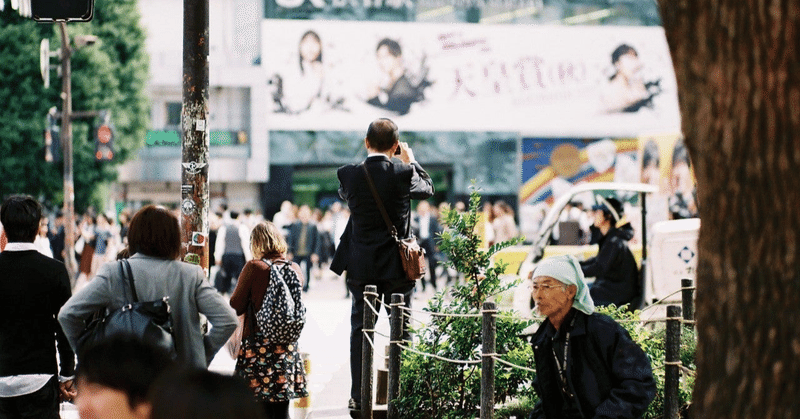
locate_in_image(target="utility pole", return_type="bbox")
[58,22,78,285]
[180,0,210,273]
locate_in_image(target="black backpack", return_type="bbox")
[255,259,306,344]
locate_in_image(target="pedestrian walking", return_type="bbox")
[286,205,320,292]
[229,221,308,419]
[0,195,76,418]
[214,211,252,295]
[412,200,441,291]
[58,205,238,369]
[330,118,434,413]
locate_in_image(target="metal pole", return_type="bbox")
[181,0,210,273]
[361,285,378,419]
[481,301,496,419]
[58,22,77,286]
[664,305,681,419]
[387,293,403,419]
[681,278,694,330]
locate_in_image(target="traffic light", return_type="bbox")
[31,0,94,22]
[44,110,61,163]
[94,122,114,162]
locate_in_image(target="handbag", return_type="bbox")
[361,164,426,281]
[76,259,177,359]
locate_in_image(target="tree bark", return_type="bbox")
[658,1,800,417]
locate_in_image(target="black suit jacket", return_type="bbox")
[331,155,434,285]
[0,250,74,377]
[286,221,320,257]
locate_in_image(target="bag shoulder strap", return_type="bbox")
[120,259,139,303]
[361,163,398,239]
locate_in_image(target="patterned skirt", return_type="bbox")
[234,332,309,403]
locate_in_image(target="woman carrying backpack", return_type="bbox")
[229,221,308,419]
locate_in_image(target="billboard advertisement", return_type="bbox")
[262,19,681,135]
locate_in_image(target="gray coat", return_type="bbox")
[58,253,238,369]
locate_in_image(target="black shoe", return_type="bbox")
[348,398,361,411]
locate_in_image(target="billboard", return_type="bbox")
[262,20,681,135]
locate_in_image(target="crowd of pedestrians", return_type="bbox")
[0,119,661,419]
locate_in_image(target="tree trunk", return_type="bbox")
[658,1,800,417]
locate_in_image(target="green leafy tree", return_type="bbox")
[395,185,533,418]
[0,0,148,211]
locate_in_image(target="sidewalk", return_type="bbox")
[61,272,438,419]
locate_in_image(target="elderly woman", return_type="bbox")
[529,255,655,419]
[58,205,238,369]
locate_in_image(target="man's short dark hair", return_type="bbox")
[366,118,399,152]
[77,336,174,408]
[149,369,266,419]
[1,195,42,243]
[127,205,181,259]
[376,38,402,57]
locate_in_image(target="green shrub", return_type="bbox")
[394,185,695,418]
[395,186,533,418]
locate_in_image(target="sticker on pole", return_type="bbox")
[184,253,201,265]
[181,199,196,216]
[191,232,207,247]
[182,162,207,175]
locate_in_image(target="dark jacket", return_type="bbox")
[0,250,74,377]
[530,309,656,419]
[286,221,320,257]
[580,223,640,308]
[331,155,433,285]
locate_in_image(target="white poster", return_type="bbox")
[262,20,681,136]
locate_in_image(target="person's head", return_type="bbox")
[149,369,265,419]
[299,30,322,70]
[416,200,430,215]
[250,221,288,260]
[493,200,514,218]
[39,216,49,237]
[375,38,403,75]
[0,195,42,243]
[531,255,594,320]
[75,337,174,419]
[591,195,623,230]
[297,205,312,223]
[365,118,399,153]
[610,44,641,80]
[127,205,181,260]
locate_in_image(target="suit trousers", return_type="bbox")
[419,237,438,290]
[347,280,414,402]
[217,253,246,294]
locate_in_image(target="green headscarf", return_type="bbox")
[532,254,595,315]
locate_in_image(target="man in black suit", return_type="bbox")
[0,195,76,417]
[412,200,441,291]
[286,204,320,292]
[331,118,434,413]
